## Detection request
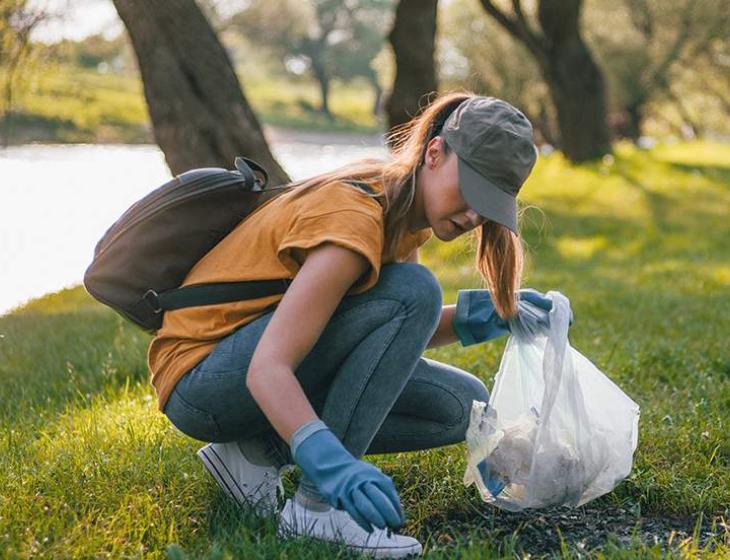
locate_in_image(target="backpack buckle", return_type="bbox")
[143,289,162,314]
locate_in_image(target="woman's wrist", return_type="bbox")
[289,418,329,458]
[452,289,511,346]
[453,290,474,346]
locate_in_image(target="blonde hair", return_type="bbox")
[276,90,528,320]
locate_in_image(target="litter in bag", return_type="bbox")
[463,291,640,511]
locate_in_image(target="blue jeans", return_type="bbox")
[163,263,490,498]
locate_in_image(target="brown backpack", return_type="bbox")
[83,156,374,333]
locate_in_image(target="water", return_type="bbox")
[0,132,387,316]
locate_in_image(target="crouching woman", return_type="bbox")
[151,92,562,557]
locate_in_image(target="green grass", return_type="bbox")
[1,141,729,558]
[7,63,382,144]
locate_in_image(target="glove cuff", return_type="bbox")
[453,289,497,347]
[290,418,328,458]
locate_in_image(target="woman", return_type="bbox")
[149,91,569,558]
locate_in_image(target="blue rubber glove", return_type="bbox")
[452,288,574,347]
[477,458,507,498]
[290,419,405,533]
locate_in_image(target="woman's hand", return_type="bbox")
[291,419,405,533]
[452,288,574,346]
[504,288,574,340]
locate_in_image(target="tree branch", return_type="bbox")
[478,0,544,59]
[511,0,543,50]
[701,78,730,114]
[664,81,702,137]
[626,0,653,40]
[642,2,693,98]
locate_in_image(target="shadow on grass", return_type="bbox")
[665,162,730,187]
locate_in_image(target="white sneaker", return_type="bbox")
[278,498,423,558]
[197,441,288,516]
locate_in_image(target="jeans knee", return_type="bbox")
[451,375,490,441]
[382,262,442,325]
[464,374,490,406]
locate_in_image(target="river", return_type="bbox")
[0,127,388,316]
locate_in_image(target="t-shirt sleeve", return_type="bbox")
[277,209,384,295]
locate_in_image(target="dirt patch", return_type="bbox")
[426,503,727,556]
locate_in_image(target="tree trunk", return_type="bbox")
[384,0,439,145]
[541,53,611,161]
[1,91,12,149]
[111,0,290,182]
[311,61,333,119]
[536,0,611,161]
[535,98,559,147]
[666,85,701,139]
[370,77,383,117]
[479,0,611,162]
[624,102,644,142]
[319,77,332,119]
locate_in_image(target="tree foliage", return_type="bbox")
[228,0,394,117]
[0,0,48,145]
[586,0,730,139]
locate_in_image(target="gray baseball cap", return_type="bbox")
[441,96,538,235]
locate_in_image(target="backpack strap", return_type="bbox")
[144,278,293,314]
[344,180,376,195]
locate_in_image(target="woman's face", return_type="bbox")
[416,137,487,241]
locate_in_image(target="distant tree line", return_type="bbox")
[2,0,729,166]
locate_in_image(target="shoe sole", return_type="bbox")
[197,444,276,515]
[278,510,422,558]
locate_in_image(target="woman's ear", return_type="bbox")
[425,137,444,169]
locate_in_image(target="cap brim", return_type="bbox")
[456,155,518,235]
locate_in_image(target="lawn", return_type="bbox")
[1,141,728,558]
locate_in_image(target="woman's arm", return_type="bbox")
[246,242,371,444]
[426,304,459,349]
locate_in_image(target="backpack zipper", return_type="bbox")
[96,172,244,255]
[95,175,248,256]
[98,170,243,250]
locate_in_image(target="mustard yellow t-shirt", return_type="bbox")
[148,178,433,411]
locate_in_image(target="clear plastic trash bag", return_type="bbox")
[463,291,640,511]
